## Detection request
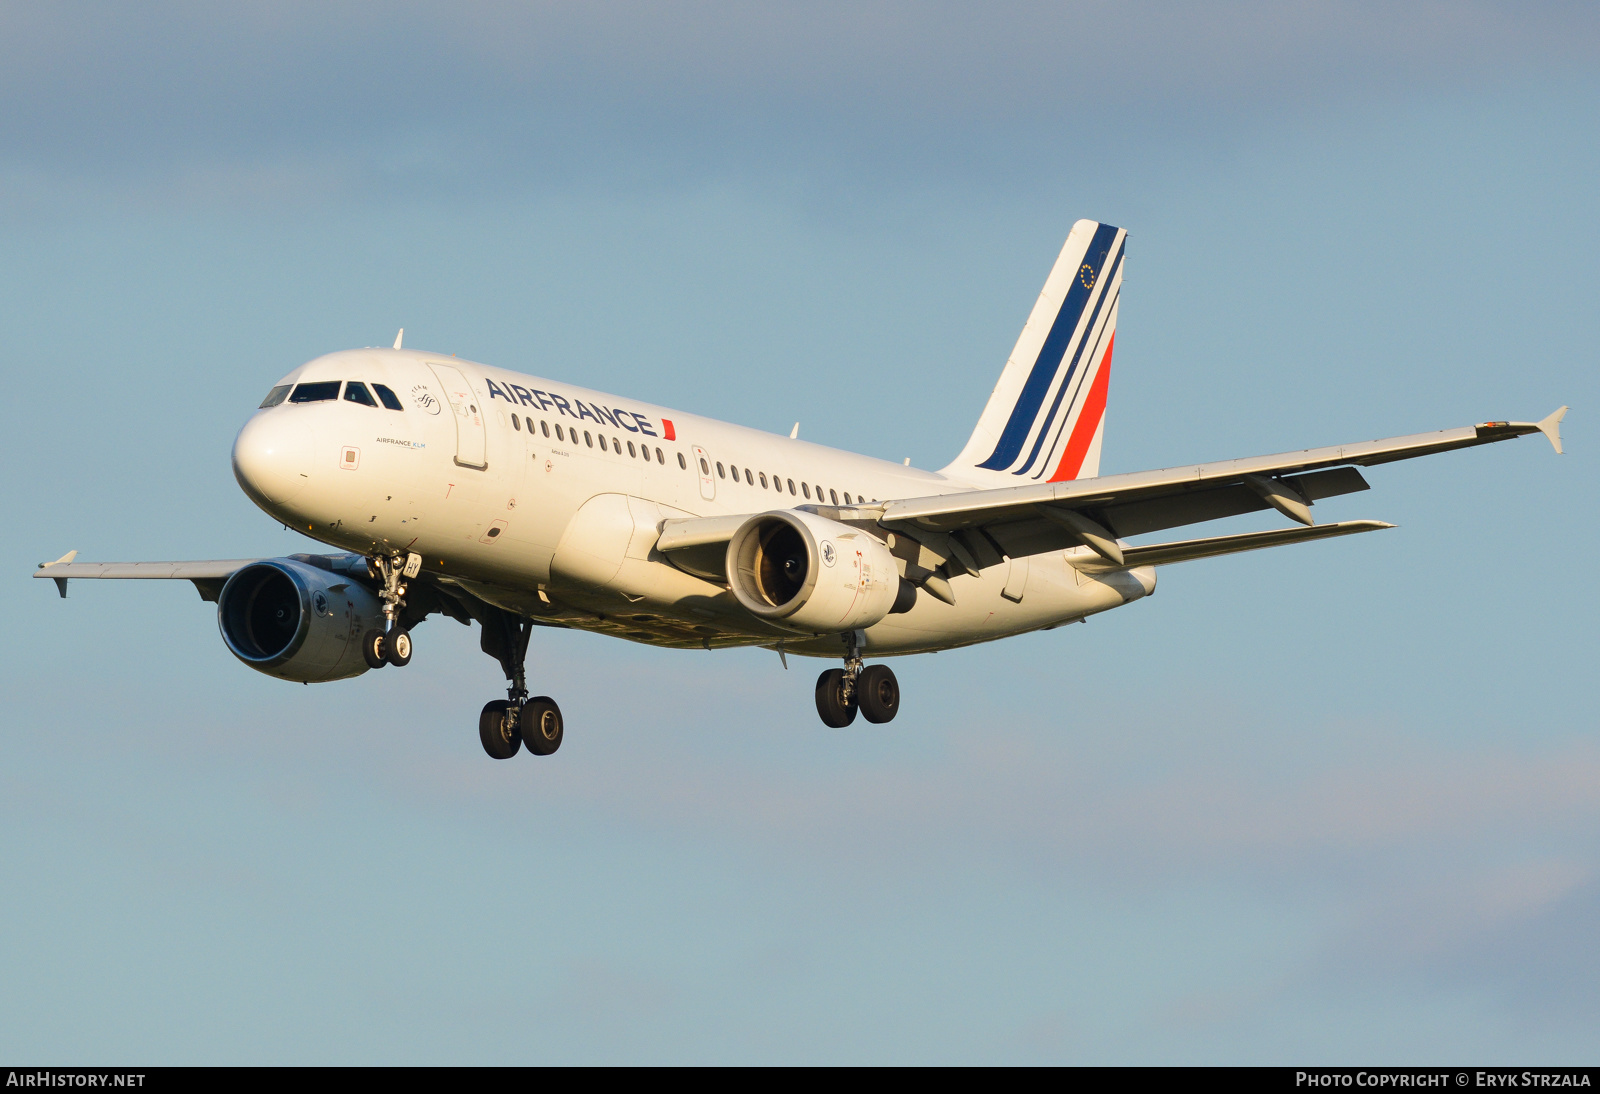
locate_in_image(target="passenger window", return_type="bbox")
[746,468,754,485]
[258,384,292,408]
[512,415,522,431]
[759,472,768,488]
[372,383,405,411]
[716,462,725,479]
[787,478,796,495]
[584,431,593,447]
[678,452,687,470]
[554,424,563,440]
[699,457,710,475]
[656,447,665,464]
[802,483,811,499]
[541,420,550,437]
[343,382,378,407]
[289,381,341,403]
[627,441,636,458]
[830,489,838,505]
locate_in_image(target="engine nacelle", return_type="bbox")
[217,558,384,682]
[726,510,900,634]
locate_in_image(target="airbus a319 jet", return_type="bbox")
[36,220,1566,759]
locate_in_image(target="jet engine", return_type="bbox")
[217,558,385,682]
[726,510,903,634]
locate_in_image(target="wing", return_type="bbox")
[875,408,1566,568]
[34,552,261,601]
[656,409,1565,591]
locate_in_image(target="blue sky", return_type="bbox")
[2,2,1596,1063]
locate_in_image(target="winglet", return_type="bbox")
[393,328,404,350]
[38,550,76,598]
[1537,406,1567,454]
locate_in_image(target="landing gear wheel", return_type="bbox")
[385,629,412,667]
[858,664,899,724]
[361,629,388,670]
[479,699,521,759]
[521,696,564,756]
[815,668,857,727]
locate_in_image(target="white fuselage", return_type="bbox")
[231,348,1153,657]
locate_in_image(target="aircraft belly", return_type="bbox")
[850,554,1153,655]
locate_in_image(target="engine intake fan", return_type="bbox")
[217,558,384,682]
[726,510,902,634]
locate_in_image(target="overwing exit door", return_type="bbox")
[428,362,488,469]
[691,445,715,501]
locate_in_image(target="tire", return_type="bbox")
[361,629,388,670]
[386,629,413,667]
[479,699,521,759]
[521,696,564,756]
[814,668,857,727]
[858,664,899,724]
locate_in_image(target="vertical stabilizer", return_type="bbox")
[941,220,1125,486]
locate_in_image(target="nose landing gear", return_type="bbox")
[814,631,899,727]
[362,551,420,670]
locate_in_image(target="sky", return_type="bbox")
[1,2,1597,1064]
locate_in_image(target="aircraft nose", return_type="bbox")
[232,411,312,509]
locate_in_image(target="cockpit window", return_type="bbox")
[288,381,341,403]
[371,383,404,411]
[258,385,292,408]
[343,382,378,407]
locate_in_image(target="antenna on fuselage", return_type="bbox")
[790,422,799,439]
[393,328,404,350]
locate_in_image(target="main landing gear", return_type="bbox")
[814,631,900,727]
[362,552,418,670]
[478,608,564,760]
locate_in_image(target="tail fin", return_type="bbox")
[941,219,1125,485]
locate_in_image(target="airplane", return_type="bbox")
[35,219,1567,759]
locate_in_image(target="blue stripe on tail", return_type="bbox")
[1012,244,1123,476]
[977,222,1121,471]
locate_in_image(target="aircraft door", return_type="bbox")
[691,445,715,501]
[427,362,488,470]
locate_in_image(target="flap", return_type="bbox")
[1069,520,1395,574]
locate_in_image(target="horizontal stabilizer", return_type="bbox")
[1070,520,1395,573]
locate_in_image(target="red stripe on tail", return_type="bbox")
[1048,334,1113,482]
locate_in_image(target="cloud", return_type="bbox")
[3,2,1596,202]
